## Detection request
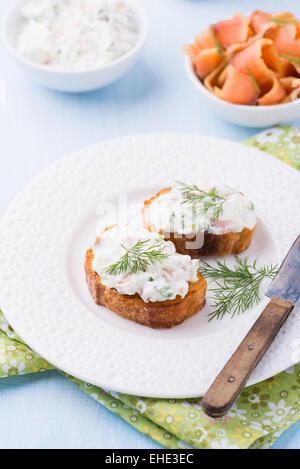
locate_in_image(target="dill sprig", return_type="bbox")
[279,53,300,67]
[177,181,225,221]
[271,17,298,24]
[246,67,261,94]
[106,239,170,275]
[199,257,278,321]
[210,25,226,65]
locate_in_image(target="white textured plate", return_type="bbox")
[0,134,299,398]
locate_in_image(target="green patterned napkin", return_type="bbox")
[1,126,300,449]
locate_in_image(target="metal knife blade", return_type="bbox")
[266,236,300,305]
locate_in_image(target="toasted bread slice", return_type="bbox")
[85,249,207,329]
[142,188,256,258]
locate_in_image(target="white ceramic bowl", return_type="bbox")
[185,56,300,128]
[3,0,148,93]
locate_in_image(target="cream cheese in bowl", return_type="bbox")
[18,0,139,71]
[4,0,147,91]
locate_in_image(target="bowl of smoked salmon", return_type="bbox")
[184,10,300,127]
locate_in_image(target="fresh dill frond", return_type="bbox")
[210,26,226,65]
[199,257,278,321]
[246,67,261,94]
[106,239,170,275]
[271,17,298,24]
[279,53,300,67]
[176,181,225,221]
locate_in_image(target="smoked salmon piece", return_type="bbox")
[183,43,222,79]
[204,64,225,94]
[231,38,282,84]
[183,30,215,60]
[274,24,300,57]
[281,76,300,91]
[182,44,200,63]
[194,48,222,79]
[258,77,287,105]
[213,65,259,105]
[249,9,280,37]
[278,56,296,77]
[250,10,272,34]
[194,30,215,51]
[280,77,300,102]
[212,13,251,50]
[250,11,295,35]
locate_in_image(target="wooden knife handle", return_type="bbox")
[202,297,293,418]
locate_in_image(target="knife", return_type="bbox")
[202,236,300,418]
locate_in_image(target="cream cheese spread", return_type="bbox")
[145,184,257,236]
[91,226,199,303]
[18,0,139,71]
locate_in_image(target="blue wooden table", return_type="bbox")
[0,0,299,449]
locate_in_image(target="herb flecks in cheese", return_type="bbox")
[92,227,199,303]
[145,184,257,236]
[18,0,139,71]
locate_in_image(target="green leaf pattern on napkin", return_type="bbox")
[0,127,300,449]
[68,370,300,449]
[245,126,300,171]
[0,313,54,376]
